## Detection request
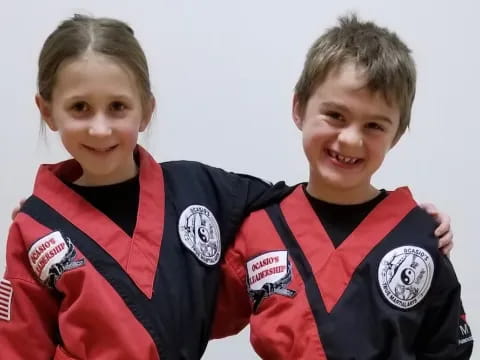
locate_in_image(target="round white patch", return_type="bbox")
[178,205,221,265]
[378,245,434,309]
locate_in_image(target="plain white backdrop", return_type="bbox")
[0,1,477,358]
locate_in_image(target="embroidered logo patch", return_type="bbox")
[458,314,473,345]
[378,246,434,309]
[247,250,296,312]
[0,279,13,321]
[28,231,85,288]
[178,205,221,265]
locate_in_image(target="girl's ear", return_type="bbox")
[35,94,57,131]
[140,96,155,131]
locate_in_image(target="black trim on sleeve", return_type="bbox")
[265,204,329,346]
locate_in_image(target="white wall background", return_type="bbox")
[0,1,478,358]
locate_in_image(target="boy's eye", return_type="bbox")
[71,102,89,113]
[110,101,126,112]
[326,111,344,121]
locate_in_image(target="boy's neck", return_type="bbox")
[306,178,380,205]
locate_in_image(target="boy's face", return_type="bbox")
[293,63,401,201]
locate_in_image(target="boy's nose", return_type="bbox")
[338,126,363,147]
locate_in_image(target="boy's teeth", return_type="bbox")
[332,151,358,164]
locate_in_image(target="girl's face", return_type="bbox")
[37,52,153,186]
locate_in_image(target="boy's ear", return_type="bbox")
[390,137,400,149]
[390,130,405,149]
[35,94,57,131]
[140,95,155,132]
[292,94,304,130]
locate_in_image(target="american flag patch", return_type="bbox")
[0,278,13,321]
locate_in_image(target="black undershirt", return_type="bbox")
[304,186,388,248]
[66,176,140,237]
[65,176,386,244]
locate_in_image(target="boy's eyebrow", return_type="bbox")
[370,115,393,125]
[320,101,351,114]
[321,101,393,125]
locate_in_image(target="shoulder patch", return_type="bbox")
[247,250,296,312]
[178,205,221,265]
[28,231,85,288]
[459,314,474,345]
[0,278,13,321]
[378,245,434,309]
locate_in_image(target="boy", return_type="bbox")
[211,14,473,359]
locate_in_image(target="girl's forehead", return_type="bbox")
[52,53,140,100]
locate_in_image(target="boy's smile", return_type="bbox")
[326,149,363,167]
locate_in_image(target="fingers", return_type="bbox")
[10,198,26,220]
[419,202,453,255]
[440,241,453,257]
[438,228,453,247]
[434,216,451,238]
[419,202,437,215]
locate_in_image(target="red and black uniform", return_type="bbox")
[212,185,473,359]
[0,146,290,360]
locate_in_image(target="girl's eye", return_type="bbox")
[367,122,384,131]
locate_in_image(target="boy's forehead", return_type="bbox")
[320,64,398,104]
[323,63,371,91]
[312,63,401,120]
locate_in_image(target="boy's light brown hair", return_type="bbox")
[294,14,416,140]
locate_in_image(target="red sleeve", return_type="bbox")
[211,227,252,339]
[0,221,60,359]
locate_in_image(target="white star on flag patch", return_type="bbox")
[0,278,13,321]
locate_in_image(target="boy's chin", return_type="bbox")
[313,168,367,187]
[309,172,373,199]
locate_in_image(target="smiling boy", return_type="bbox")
[211,14,473,359]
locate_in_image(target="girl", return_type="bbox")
[0,15,452,359]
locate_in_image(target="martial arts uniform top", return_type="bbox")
[0,146,291,359]
[212,185,473,359]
